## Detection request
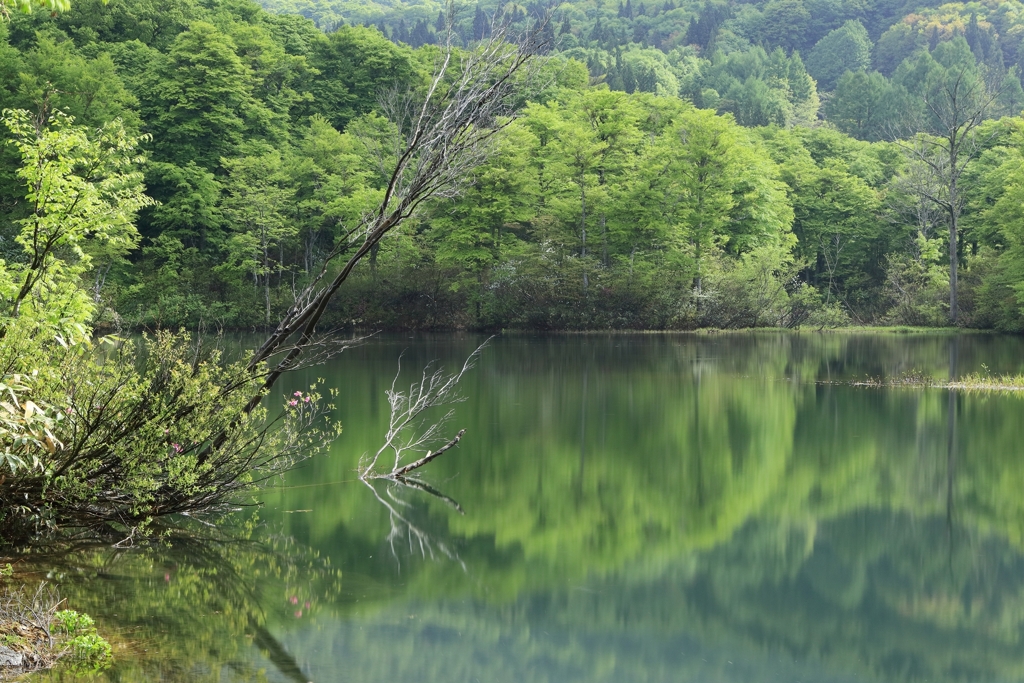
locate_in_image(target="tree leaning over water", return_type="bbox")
[239,12,544,412]
[0,10,543,542]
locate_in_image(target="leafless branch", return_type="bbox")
[193,10,542,466]
[361,339,489,478]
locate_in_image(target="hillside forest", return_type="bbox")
[6,0,1024,330]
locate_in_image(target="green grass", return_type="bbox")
[845,370,1024,392]
[948,373,1024,391]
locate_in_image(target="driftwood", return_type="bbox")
[391,429,464,478]
[360,340,487,480]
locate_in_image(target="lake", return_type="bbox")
[30,332,1024,682]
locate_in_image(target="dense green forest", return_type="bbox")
[6,0,1024,330]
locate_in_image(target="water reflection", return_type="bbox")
[25,333,1024,682]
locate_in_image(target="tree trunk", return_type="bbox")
[600,213,607,267]
[580,181,588,295]
[948,160,959,325]
[949,209,958,324]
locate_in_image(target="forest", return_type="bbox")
[4,0,1024,331]
[7,0,1024,676]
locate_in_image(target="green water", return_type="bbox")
[33,333,1024,682]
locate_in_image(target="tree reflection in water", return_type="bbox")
[19,333,1024,683]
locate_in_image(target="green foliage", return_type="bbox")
[54,608,93,633]
[308,25,416,130]
[0,0,70,22]
[138,21,264,168]
[4,0,1024,336]
[53,610,112,672]
[1,108,152,333]
[0,105,339,539]
[826,69,911,141]
[65,632,113,672]
[805,20,872,91]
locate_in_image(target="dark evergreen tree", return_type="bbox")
[686,16,699,45]
[560,16,572,35]
[685,2,731,50]
[393,19,409,43]
[435,10,446,32]
[410,19,433,47]
[965,13,983,60]
[473,5,489,40]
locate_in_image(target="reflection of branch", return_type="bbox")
[362,478,466,570]
[394,476,465,515]
[248,616,311,683]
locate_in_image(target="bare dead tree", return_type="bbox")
[244,15,544,395]
[192,11,545,465]
[889,66,1000,324]
[360,339,489,479]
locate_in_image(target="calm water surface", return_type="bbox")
[31,332,1024,682]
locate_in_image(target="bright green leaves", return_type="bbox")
[420,87,802,327]
[219,150,298,325]
[139,22,262,169]
[805,20,872,92]
[759,127,903,315]
[639,108,791,266]
[308,25,417,131]
[1,108,153,333]
[0,108,146,476]
[702,47,820,127]
[826,70,912,141]
[0,0,70,22]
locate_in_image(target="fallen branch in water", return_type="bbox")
[360,340,488,480]
[392,429,465,477]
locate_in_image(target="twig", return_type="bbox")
[391,429,465,477]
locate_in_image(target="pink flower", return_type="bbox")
[290,596,299,605]
[171,443,183,453]
[288,400,298,407]
[294,610,302,618]
[293,391,303,397]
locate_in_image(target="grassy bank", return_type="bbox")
[847,371,1024,392]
